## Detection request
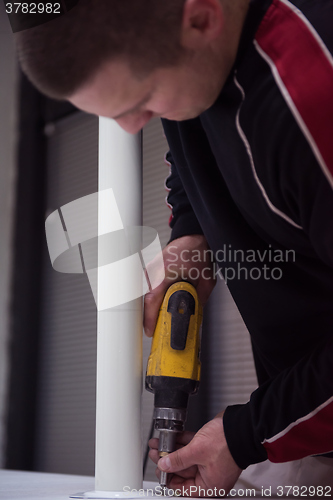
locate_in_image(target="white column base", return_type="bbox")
[70,482,174,499]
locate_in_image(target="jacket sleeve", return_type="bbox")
[224,333,333,469]
[162,119,204,242]
[223,106,333,470]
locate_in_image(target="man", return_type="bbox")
[15,0,333,495]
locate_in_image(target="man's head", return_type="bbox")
[16,0,248,132]
[15,0,188,99]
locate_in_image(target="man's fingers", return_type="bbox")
[150,447,198,481]
[144,277,183,336]
[149,431,195,452]
[167,464,198,480]
[174,431,195,446]
[150,449,198,478]
[148,437,159,449]
[158,442,197,473]
[196,276,216,307]
[143,287,165,337]
[149,448,159,465]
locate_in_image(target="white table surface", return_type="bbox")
[0,469,280,499]
[0,469,95,500]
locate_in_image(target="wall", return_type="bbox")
[0,3,18,467]
[35,112,98,475]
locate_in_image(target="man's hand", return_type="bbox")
[148,412,242,497]
[144,234,215,337]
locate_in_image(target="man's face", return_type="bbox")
[69,56,225,134]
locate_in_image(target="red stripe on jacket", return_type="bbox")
[263,399,333,462]
[255,0,333,183]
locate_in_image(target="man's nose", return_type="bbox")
[115,111,154,134]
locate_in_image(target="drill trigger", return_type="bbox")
[167,290,195,350]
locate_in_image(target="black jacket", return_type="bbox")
[162,0,333,469]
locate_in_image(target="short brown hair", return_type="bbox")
[15,0,186,100]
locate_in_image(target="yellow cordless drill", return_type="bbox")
[145,281,203,488]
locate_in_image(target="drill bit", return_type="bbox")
[160,470,168,488]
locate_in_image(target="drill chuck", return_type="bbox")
[154,407,187,433]
[155,408,187,489]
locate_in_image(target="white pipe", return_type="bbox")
[95,118,143,492]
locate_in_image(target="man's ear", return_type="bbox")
[180,0,225,49]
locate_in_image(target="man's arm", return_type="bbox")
[144,147,216,337]
[149,332,333,493]
[224,334,333,469]
[164,149,204,242]
[151,113,333,486]
[223,126,333,468]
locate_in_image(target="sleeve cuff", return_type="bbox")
[169,209,204,243]
[223,403,268,469]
